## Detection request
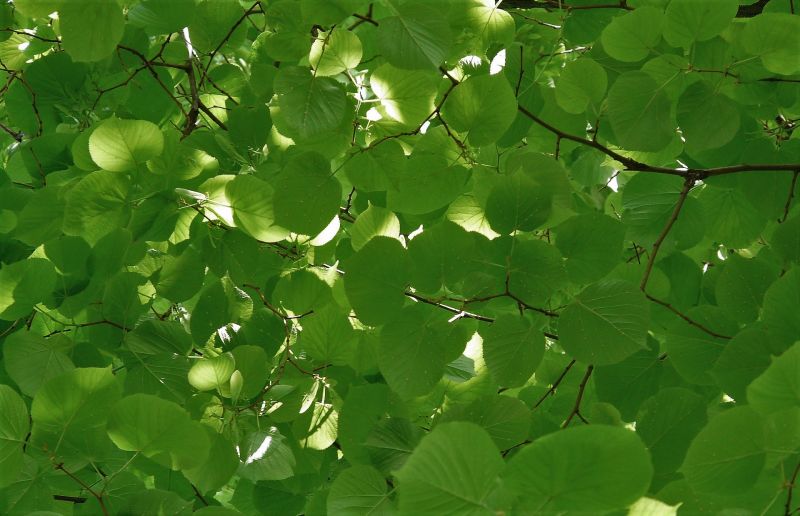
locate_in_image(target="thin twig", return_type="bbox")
[517,106,800,179]
[533,359,576,408]
[779,170,799,223]
[786,459,800,516]
[562,365,593,428]
[640,178,694,291]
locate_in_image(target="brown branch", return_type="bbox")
[786,458,800,516]
[562,365,593,428]
[54,463,108,516]
[499,0,770,17]
[645,293,732,339]
[190,483,208,506]
[779,170,799,223]
[640,178,694,291]
[0,121,23,141]
[198,2,263,88]
[517,106,800,179]
[533,359,576,408]
[53,494,87,503]
[405,291,494,323]
[116,45,188,117]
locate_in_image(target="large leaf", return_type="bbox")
[395,422,504,515]
[680,406,766,495]
[0,385,29,489]
[441,74,517,146]
[343,236,412,326]
[327,465,393,515]
[371,64,439,128]
[558,279,649,366]
[88,118,164,172]
[59,1,125,62]
[503,425,653,512]
[480,314,544,388]
[607,71,674,152]
[30,367,121,460]
[0,259,57,320]
[272,152,342,236]
[272,66,347,139]
[600,7,663,62]
[107,393,210,471]
[3,331,74,397]
[377,5,451,70]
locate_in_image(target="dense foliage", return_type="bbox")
[0,0,799,514]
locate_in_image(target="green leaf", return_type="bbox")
[681,406,766,495]
[386,154,470,215]
[440,395,531,451]
[237,427,296,481]
[621,174,703,247]
[155,247,205,303]
[343,236,411,326]
[772,214,800,265]
[607,71,674,152]
[3,332,74,397]
[30,367,121,460]
[559,279,649,366]
[600,7,664,62]
[187,353,236,392]
[59,1,125,62]
[225,174,290,243]
[343,141,405,193]
[486,153,572,233]
[327,465,393,516]
[555,212,626,284]
[507,239,568,306]
[395,422,504,515]
[88,118,164,172]
[663,306,736,384]
[441,74,517,146]
[762,267,800,352]
[677,81,740,154]
[128,0,196,36]
[273,152,342,236]
[710,328,773,403]
[378,305,464,398]
[300,305,355,365]
[0,385,29,489]
[663,0,738,48]
[229,345,270,400]
[377,5,451,70]
[747,342,800,415]
[350,205,401,252]
[310,29,362,77]
[0,258,57,320]
[594,339,663,421]
[480,314,544,388]
[742,13,800,75]
[190,278,253,345]
[107,393,210,471]
[555,58,608,114]
[408,220,474,294]
[272,66,347,139]
[636,388,707,478]
[371,64,439,128]
[503,425,653,512]
[183,425,239,494]
[63,170,131,244]
[714,254,776,324]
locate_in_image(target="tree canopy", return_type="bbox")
[0,0,799,514]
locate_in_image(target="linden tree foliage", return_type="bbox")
[0,0,799,514]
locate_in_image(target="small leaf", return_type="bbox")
[89,118,164,172]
